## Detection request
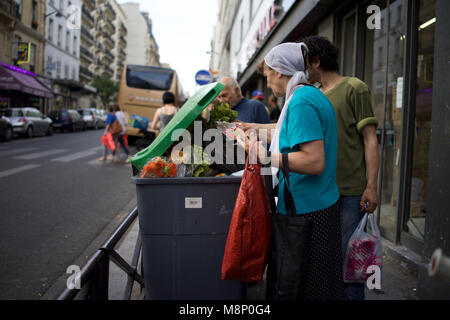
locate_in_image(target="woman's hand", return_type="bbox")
[235,130,271,164]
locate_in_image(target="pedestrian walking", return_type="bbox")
[217,77,270,124]
[98,106,120,162]
[240,42,345,300]
[150,91,178,133]
[114,104,131,164]
[303,35,380,300]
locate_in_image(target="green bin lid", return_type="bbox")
[130,82,225,171]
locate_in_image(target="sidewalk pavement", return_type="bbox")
[109,222,419,300]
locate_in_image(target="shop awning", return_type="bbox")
[0,65,54,99]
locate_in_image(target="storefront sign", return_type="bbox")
[17,42,31,65]
[246,1,284,63]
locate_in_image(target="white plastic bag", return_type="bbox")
[343,213,383,283]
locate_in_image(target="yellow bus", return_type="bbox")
[117,64,184,141]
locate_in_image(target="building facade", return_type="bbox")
[79,0,95,85]
[44,0,83,110]
[120,2,160,67]
[212,0,450,299]
[91,0,117,79]
[0,0,47,76]
[111,0,127,81]
[0,0,54,112]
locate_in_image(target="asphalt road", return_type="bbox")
[0,129,137,299]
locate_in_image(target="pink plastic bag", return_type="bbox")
[344,213,382,283]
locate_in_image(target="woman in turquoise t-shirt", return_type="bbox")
[241,42,344,300]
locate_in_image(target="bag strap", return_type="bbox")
[281,153,297,217]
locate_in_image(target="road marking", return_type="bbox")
[51,146,103,162]
[0,164,41,178]
[14,149,66,160]
[0,147,38,157]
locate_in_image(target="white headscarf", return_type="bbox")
[265,42,309,187]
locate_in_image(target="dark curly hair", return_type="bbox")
[302,36,339,72]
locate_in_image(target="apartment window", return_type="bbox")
[58,25,62,47]
[240,17,244,44]
[47,56,53,77]
[30,44,36,72]
[13,35,21,60]
[64,65,69,79]
[48,19,54,41]
[56,60,61,78]
[66,31,70,51]
[72,68,76,80]
[73,36,77,56]
[32,1,37,24]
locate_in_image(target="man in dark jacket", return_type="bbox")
[218,77,270,124]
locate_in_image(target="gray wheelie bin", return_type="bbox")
[132,176,245,299]
[130,82,246,299]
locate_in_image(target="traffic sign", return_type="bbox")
[195,70,212,85]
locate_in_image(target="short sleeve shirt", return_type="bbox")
[233,98,271,124]
[106,113,116,125]
[277,85,340,215]
[325,77,379,196]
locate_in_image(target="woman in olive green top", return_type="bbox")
[303,36,380,300]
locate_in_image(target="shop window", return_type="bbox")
[339,11,357,76]
[364,0,409,240]
[406,0,436,241]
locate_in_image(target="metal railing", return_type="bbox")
[58,207,144,300]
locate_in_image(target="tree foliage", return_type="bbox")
[92,75,119,107]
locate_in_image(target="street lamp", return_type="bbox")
[45,10,63,18]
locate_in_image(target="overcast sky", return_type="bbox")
[117,0,219,96]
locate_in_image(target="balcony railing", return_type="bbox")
[119,48,126,57]
[103,2,116,20]
[119,35,127,45]
[83,0,96,11]
[82,6,94,26]
[102,33,115,48]
[80,46,94,60]
[0,0,21,20]
[81,27,94,43]
[119,22,127,35]
[105,51,114,61]
[80,66,93,78]
[105,65,114,75]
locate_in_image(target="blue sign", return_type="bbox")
[195,70,213,85]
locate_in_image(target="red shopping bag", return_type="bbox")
[101,132,116,151]
[221,141,271,282]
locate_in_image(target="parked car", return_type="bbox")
[49,109,87,132]
[2,108,53,138]
[94,109,107,128]
[0,113,13,141]
[77,108,102,129]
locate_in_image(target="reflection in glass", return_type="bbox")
[406,0,435,240]
[364,0,407,240]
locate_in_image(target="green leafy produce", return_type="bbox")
[208,101,238,128]
[192,145,211,177]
